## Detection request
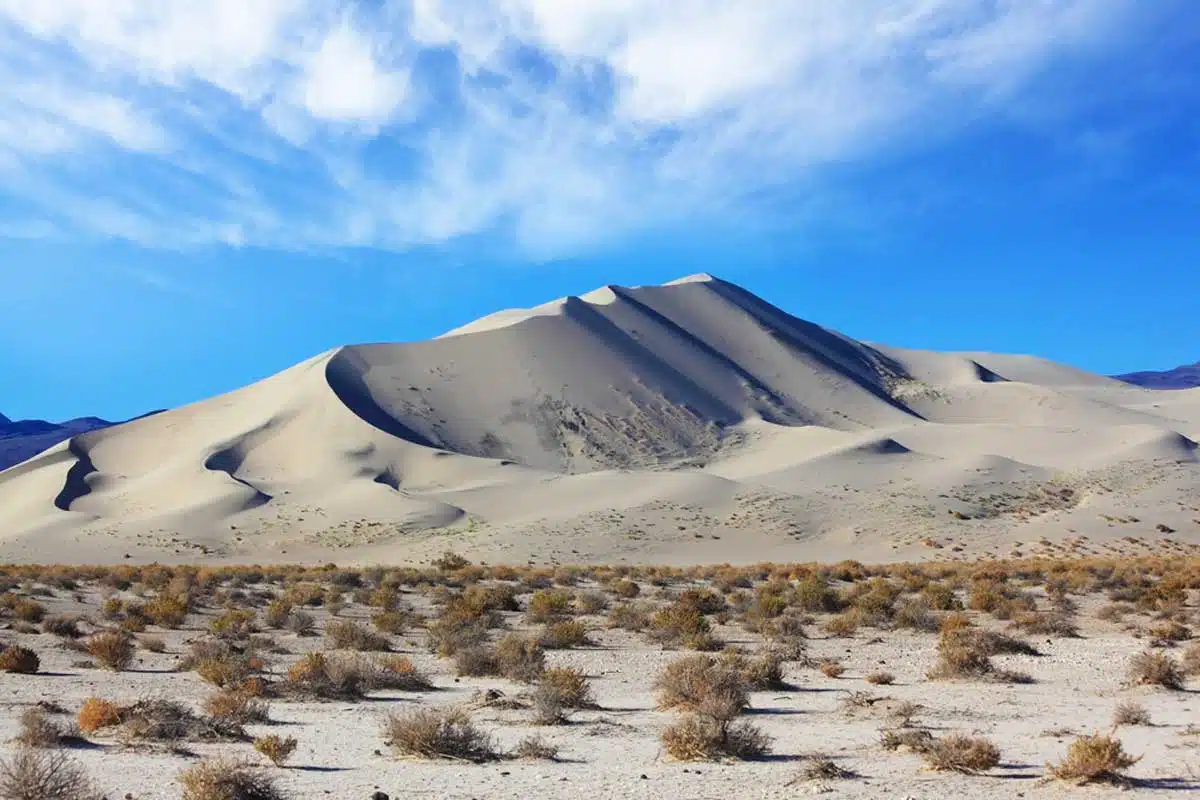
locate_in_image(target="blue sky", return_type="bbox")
[1,1,1198,423]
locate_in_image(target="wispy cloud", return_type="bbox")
[0,0,1184,258]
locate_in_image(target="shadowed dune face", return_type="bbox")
[1,274,1199,565]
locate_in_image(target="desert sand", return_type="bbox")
[1,273,1196,567]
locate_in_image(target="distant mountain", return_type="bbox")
[0,414,115,471]
[1115,362,1200,390]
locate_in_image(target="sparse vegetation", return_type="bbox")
[383,707,499,762]
[1047,733,1141,784]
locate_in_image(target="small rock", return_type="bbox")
[371,793,389,800]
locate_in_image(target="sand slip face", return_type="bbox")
[1,274,1197,565]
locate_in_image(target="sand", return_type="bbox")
[0,273,1197,565]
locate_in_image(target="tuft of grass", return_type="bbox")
[324,620,391,652]
[0,748,98,800]
[1047,733,1141,784]
[922,733,1001,774]
[382,707,499,762]
[513,734,559,760]
[1112,701,1151,727]
[254,735,298,767]
[178,758,287,800]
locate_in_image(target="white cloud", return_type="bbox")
[0,0,1181,257]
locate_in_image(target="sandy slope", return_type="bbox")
[1,275,1197,565]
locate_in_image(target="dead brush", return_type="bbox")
[324,620,392,652]
[110,697,247,743]
[84,631,135,671]
[661,714,772,761]
[1112,701,1151,727]
[382,707,499,762]
[253,735,298,767]
[0,645,40,674]
[880,728,935,753]
[1127,651,1185,690]
[536,620,593,649]
[790,756,858,782]
[513,734,559,760]
[655,654,749,717]
[76,698,122,734]
[922,733,1001,774]
[539,666,596,709]
[0,748,98,800]
[1047,732,1141,785]
[204,689,270,725]
[494,634,546,683]
[178,758,287,800]
[15,709,77,748]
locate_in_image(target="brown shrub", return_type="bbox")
[513,734,559,760]
[371,611,410,635]
[1183,642,1200,676]
[454,646,499,677]
[606,602,652,631]
[178,758,286,800]
[819,661,845,679]
[254,735,297,767]
[382,707,498,761]
[12,599,47,623]
[15,709,68,748]
[209,610,258,639]
[143,595,189,628]
[611,579,641,599]
[204,690,270,725]
[923,733,1001,773]
[656,654,748,720]
[76,698,122,734]
[539,667,595,709]
[0,749,97,800]
[526,589,573,623]
[325,620,391,652]
[537,620,592,649]
[1127,651,1184,690]
[85,631,135,671]
[865,671,895,685]
[0,646,40,674]
[263,599,292,630]
[1047,733,1141,784]
[495,634,546,683]
[661,714,771,761]
[1112,701,1151,727]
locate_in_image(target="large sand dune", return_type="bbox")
[2,274,1197,565]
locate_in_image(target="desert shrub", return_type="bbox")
[923,733,1001,773]
[371,611,409,635]
[115,697,246,742]
[0,646,40,674]
[425,615,490,657]
[15,709,68,748]
[537,620,592,649]
[530,683,570,725]
[325,620,391,652]
[369,655,432,692]
[1149,621,1192,643]
[495,634,546,683]
[656,654,748,719]
[1183,642,1200,676]
[539,667,595,709]
[254,735,297,767]
[138,635,167,653]
[209,610,258,639]
[732,651,786,690]
[891,599,939,632]
[526,589,573,623]
[281,652,365,700]
[41,616,82,638]
[85,631,135,671]
[794,575,841,612]
[285,611,315,637]
[865,671,895,685]
[927,627,1034,682]
[1112,701,1151,726]
[1127,651,1184,690]
[382,707,498,761]
[178,758,286,800]
[649,604,718,650]
[661,714,771,761]
[263,599,292,629]
[880,728,935,752]
[611,579,640,598]
[144,595,189,628]
[514,734,559,760]
[454,646,500,677]
[0,749,97,800]
[204,690,270,724]
[921,582,963,611]
[606,602,652,631]
[1047,733,1141,784]
[573,590,608,615]
[76,698,122,734]
[824,610,862,637]
[12,599,46,623]
[799,757,858,781]
[1012,612,1079,637]
[819,661,844,679]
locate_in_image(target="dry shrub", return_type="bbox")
[661,714,771,761]
[285,611,315,637]
[1183,642,1200,676]
[1047,733,1141,784]
[526,589,573,622]
[923,733,1001,773]
[539,667,595,709]
[495,634,546,683]
[76,698,121,734]
[1112,701,1151,726]
[650,603,719,650]
[371,611,409,635]
[513,734,559,760]
[85,631,135,671]
[928,627,1034,683]
[573,590,608,615]
[280,652,428,700]
[12,599,46,623]
[1148,621,1191,643]
[1127,651,1184,690]
[325,620,391,652]
[16,709,69,748]
[209,610,258,639]
[880,728,934,752]
[144,595,189,628]
[797,757,857,781]
[865,670,895,685]
[537,620,592,649]
[41,616,82,638]
[611,579,640,599]
[195,653,260,689]
[425,615,490,657]
[370,655,432,692]
[115,697,245,743]
[530,684,569,725]
[383,707,498,761]
[204,690,270,725]
[454,646,499,677]
[138,635,167,653]
[655,654,748,719]
[178,758,286,800]
[253,735,297,767]
[824,611,862,637]
[0,645,40,674]
[819,661,845,679]
[263,599,291,630]
[606,602,652,631]
[1012,612,1079,638]
[0,749,97,800]
[733,651,786,690]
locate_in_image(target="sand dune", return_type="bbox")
[1,274,1197,565]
